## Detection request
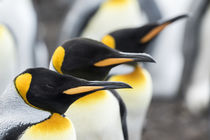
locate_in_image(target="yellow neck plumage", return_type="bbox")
[20,113,75,140]
[109,65,147,90]
[104,0,130,6]
[70,90,109,106]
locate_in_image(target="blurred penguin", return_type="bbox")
[60,0,147,42]
[0,0,48,71]
[145,0,192,98]
[0,24,17,94]
[139,0,162,22]
[182,0,210,115]
[60,0,106,42]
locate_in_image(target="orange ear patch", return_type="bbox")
[15,73,35,107]
[140,22,170,43]
[102,35,116,49]
[52,46,65,74]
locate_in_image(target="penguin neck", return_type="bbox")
[128,65,145,79]
[69,90,109,106]
[0,83,51,117]
[105,0,130,5]
[0,83,51,136]
[49,59,56,72]
[29,113,72,132]
[19,113,76,140]
[104,0,139,7]
[110,64,147,88]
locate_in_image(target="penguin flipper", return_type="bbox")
[1,123,33,140]
[109,89,128,140]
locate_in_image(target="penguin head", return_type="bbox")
[51,38,155,81]
[102,15,188,53]
[14,68,131,114]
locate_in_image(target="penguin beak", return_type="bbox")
[63,81,131,95]
[94,52,155,67]
[141,14,188,43]
[166,14,188,23]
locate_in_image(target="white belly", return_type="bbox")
[81,0,146,40]
[66,90,124,140]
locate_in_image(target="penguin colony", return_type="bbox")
[0,0,189,140]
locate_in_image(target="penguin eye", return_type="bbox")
[46,84,55,89]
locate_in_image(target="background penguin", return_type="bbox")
[49,38,155,140]
[0,24,17,95]
[59,0,147,43]
[59,0,105,42]
[0,68,129,140]
[0,0,48,70]
[145,0,192,98]
[101,15,187,140]
[181,0,210,114]
[139,0,162,22]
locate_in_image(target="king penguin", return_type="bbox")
[0,24,17,95]
[60,0,147,42]
[0,68,130,140]
[49,38,155,140]
[101,15,187,140]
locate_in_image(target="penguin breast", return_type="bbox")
[19,113,76,140]
[109,65,153,111]
[66,90,123,139]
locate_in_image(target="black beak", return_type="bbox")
[118,52,156,63]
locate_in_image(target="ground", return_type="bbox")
[143,100,209,140]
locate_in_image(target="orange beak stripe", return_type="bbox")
[63,86,104,95]
[140,22,170,43]
[94,58,134,67]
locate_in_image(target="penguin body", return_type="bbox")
[1,68,129,140]
[81,0,145,40]
[67,90,123,140]
[109,65,152,113]
[50,38,154,140]
[59,0,105,41]
[0,0,48,70]
[60,0,146,42]
[0,24,17,95]
[101,16,187,140]
[109,65,152,140]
